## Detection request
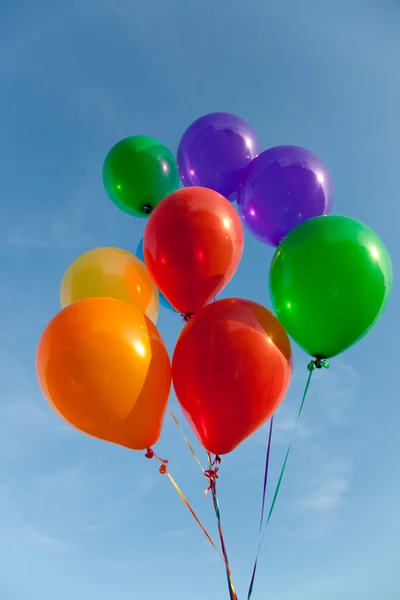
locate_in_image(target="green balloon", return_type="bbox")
[102,136,180,218]
[269,215,392,359]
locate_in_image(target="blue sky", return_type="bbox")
[1,0,399,598]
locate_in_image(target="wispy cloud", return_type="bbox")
[309,360,360,428]
[247,361,358,538]
[28,527,72,552]
[298,461,350,513]
[0,350,54,457]
[0,455,161,571]
[290,459,352,539]
[5,174,102,251]
[250,359,360,454]
[272,409,315,441]
[161,528,192,539]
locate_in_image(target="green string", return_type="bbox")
[266,367,311,520]
[247,358,329,599]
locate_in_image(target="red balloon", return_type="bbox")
[172,298,292,455]
[143,187,244,315]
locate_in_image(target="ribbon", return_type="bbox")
[204,466,219,495]
[168,408,205,473]
[167,409,238,599]
[246,416,274,599]
[207,453,238,600]
[259,417,274,530]
[145,447,225,563]
[246,359,329,599]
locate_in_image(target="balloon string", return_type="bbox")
[246,417,274,599]
[247,416,274,600]
[206,453,239,600]
[168,408,205,473]
[259,417,274,530]
[165,472,224,558]
[246,358,329,600]
[168,410,238,598]
[145,448,225,562]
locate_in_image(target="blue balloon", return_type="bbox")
[136,237,145,262]
[135,238,177,313]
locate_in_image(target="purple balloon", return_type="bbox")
[177,112,261,201]
[237,145,333,247]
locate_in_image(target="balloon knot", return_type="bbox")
[204,467,219,495]
[145,448,154,459]
[182,313,194,323]
[204,455,221,495]
[142,204,152,215]
[144,447,169,465]
[308,359,330,372]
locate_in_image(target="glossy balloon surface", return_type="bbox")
[144,187,244,315]
[60,247,159,323]
[172,298,292,455]
[36,297,171,450]
[135,238,176,313]
[238,145,333,246]
[177,112,261,201]
[103,136,180,218]
[270,215,393,358]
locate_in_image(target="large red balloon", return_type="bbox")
[172,298,292,455]
[143,187,244,315]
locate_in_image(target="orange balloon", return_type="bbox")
[60,247,159,324]
[36,297,171,450]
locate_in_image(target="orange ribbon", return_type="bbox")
[168,408,205,473]
[145,447,225,563]
[166,410,239,600]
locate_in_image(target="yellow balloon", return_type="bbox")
[60,247,159,323]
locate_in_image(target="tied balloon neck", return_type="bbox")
[142,204,152,215]
[307,358,330,372]
[204,455,221,495]
[145,447,169,475]
[182,312,194,323]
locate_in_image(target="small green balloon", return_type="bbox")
[269,215,392,359]
[102,136,180,218]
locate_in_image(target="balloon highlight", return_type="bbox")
[177,112,261,201]
[144,187,244,315]
[60,246,159,323]
[269,215,393,358]
[238,145,333,246]
[103,136,179,218]
[172,298,292,455]
[36,297,171,450]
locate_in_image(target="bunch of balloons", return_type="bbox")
[36,183,293,455]
[36,111,392,596]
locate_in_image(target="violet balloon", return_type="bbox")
[237,145,334,246]
[177,112,261,201]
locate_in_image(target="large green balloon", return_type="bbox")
[102,136,180,218]
[269,215,392,359]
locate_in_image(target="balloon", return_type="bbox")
[177,112,261,201]
[60,247,159,324]
[135,238,177,313]
[237,145,333,246]
[102,136,180,218]
[172,299,292,455]
[269,215,393,359]
[143,187,244,315]
[36,297,171,450]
